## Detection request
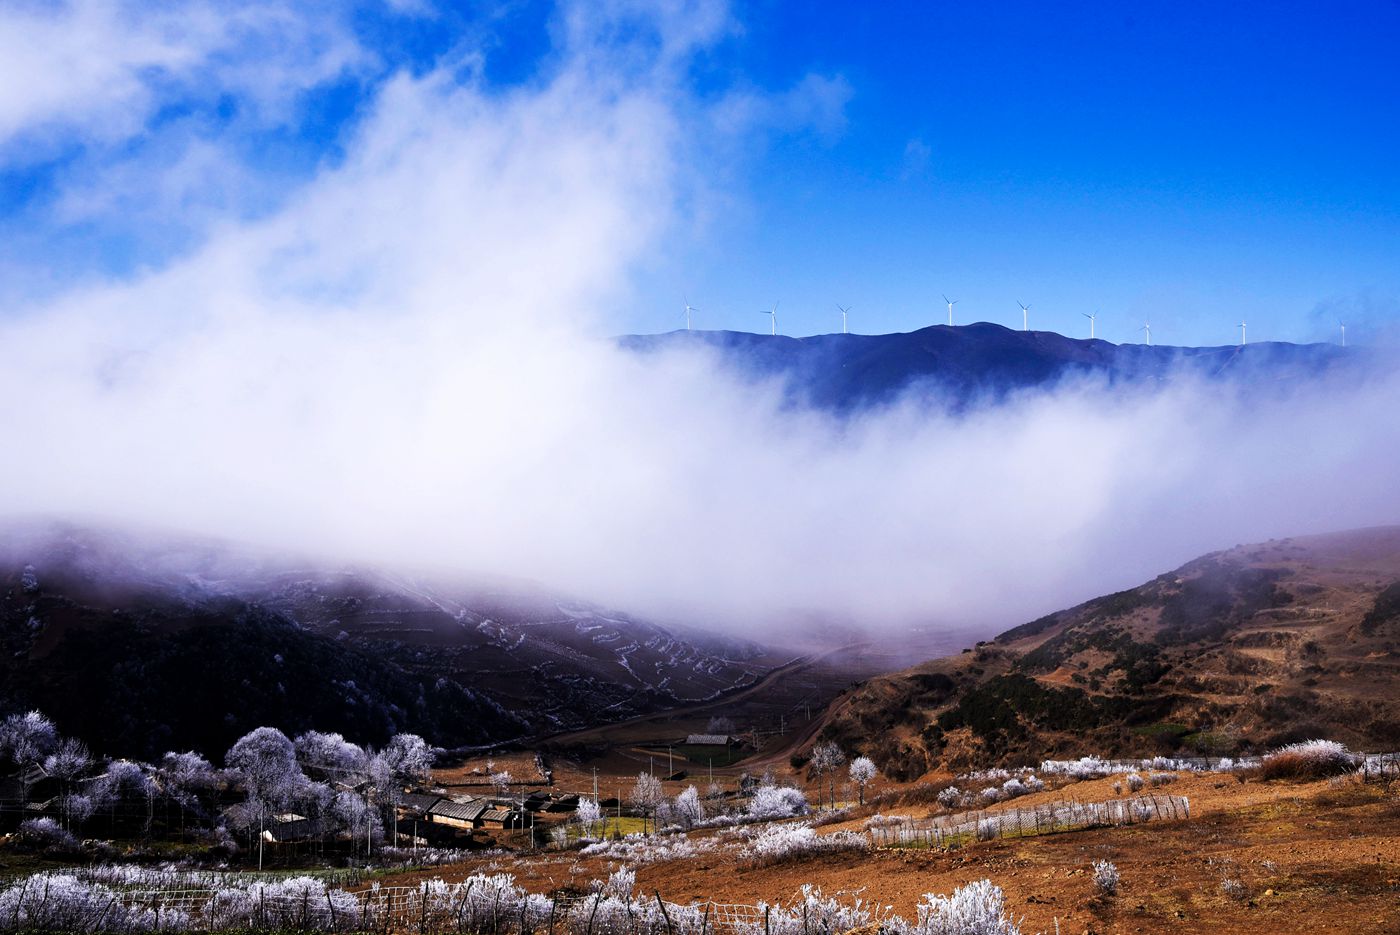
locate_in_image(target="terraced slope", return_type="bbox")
[824,526,1400,777]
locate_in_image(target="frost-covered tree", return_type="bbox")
[331,789,380,854]
[673,785,704,829]
[227,728,303,807]
[293,731,366,780]
[226,727,306,863]
[848,757,877,806]
[91,760,157,838]
[489,770,513,797]
[155,751,219,836]
[809,742,846,809]
[381,733,434,785]
[359,734,433,848]
[628,772,663,833]
[42,739,91,831]
[0,711,58,770]
[574,797,603,839]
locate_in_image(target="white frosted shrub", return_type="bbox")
[1092,860,1120,896]
[936,785,962,808]
[914,880,1021,935]
[746,784,808,819]
[603,867,635,898]
[744,824,869,864]
[0,873,164,933]
[1000,779,1027,799]
[1125,773,1144,792]
[737,886,873,935]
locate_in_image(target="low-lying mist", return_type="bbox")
[3,1,1398,639]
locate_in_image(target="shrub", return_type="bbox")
[0,873,179,933]
[737,885,873,935]
[744,824,869,865]
[1259,740,1360,781]
[16,817,78,852]
[914,879,1022,935]
[1148,771,1176,787]
[936,785,962,808]
[746,784,808,819]
[1220,877,1248,901]
[1125,773,1144,793]
[1092,860,1120,896]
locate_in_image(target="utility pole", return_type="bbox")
[667,745,673,777]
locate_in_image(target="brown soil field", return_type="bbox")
[393,770,1400,935]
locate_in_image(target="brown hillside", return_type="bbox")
[824,526,1400,778]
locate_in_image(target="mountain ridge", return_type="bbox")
[621,322,1369,412]
[821,525,1400,779]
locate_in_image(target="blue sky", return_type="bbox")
[2,0,1397,347]
[634,1,1400,344]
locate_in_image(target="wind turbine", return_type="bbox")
[837,304,851,334]
[1083,310,1097,339]
[942,294,958,326]
[1238,321,1247,346]
[759,302,778,335]
[1018,301,1031,332]
[1340,321,1347,347]
[682,297,698,331]
[1140,321,1152,346]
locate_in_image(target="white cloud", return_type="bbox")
[2,0,1399,642]
[0,0,367,160]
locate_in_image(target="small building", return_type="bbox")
[262,813,324,843]
[479,806,523,829]
[427,798,489,830]
[685,734,734,746]
[524,791,579,813]
[398,792,443,817]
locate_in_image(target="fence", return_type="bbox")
[89,884,763,935]
[1360,753,1400,783]
[867,793,1190,849]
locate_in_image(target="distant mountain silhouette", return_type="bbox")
[621,323,1367,412]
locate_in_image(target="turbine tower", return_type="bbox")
[759,302,778,335]
[1083,311,1097,339]
[1140,321,1152,346]
[1239,320,1247,346]
[1018,301,1031,332]
[682,297,698,331]
[1340,321,1347,347]
[942,294,958,326]
[837,304,851,334]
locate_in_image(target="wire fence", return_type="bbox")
[867,793,1190,849]
[1360,753,1400,783]
[78,885,771,935]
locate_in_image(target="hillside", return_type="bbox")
[621,323,1366,412]
[823,526,1400,778]
[0,521,775,760]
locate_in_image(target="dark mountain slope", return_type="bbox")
[823,526,1400,778]
[622,323,1365,412]
[0,521,774,760]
